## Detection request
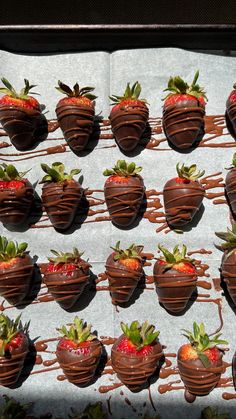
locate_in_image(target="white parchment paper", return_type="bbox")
[0,47,236,418]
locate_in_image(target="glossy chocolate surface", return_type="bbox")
[56,338,102,385]
[163,178,205,227]
[104,175,145,227]
[42,180,82,230]
[111,334,163,392]
[153,263,197,313]
[43,260,90,309]
[0,333,28,387]
[0,180,34,226]
[105,253,142,304]
[163,99,205,149]
[178,350,225,396]
[56,103,94,152]
[225,167,236,217]
[0,105,42,150]
[221,250,236,306]
[109,104,149,151]
[0,254,33,305]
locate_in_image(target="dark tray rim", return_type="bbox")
[0,24,236,53]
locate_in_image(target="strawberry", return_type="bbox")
[162,71,207,149]
[153,244,197,313]
[55,81,97,153]
[178,322,227,399]
[163,162,205,228]
[43,248,91,310]
[109,81,149,151]
[111,321,163,392]
[103,160,145,227]
[0,78,42,150]
[40,162,82,231]
[225,153,236,218]
[105,241,144,305]
[0,236,33,305]
[56,316,102,385]
[215,224,236,306]
[226,83,236,137]
[0,163,34,226]
[0,314,29,387]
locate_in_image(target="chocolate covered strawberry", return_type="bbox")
[40,162,82,230]
[0,314,29,387]
[43,248,91,309]
[109,81,149,151]
[111,321,163,392]
[154,244,197,313]
[0,236,33,305]
[0,163,34,226]
[0,78,41,150]
[105,241,144,305]
[215,225,236,306]
[103,160,145,227]
[225,153,236,218]
[163,71,206,149]
[55,81,96,153]
[163,162,205,227]
[56,317,102,386]
[178,322,227,400]
[226,83,236,136]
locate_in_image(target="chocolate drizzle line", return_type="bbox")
[0,254,34,305]
[0,180,34,225]
[0,114,233,162]
[0,252,211,312]
[109,105,149,151]
[105,254,143,304]
[14,173,223,232]
[163,102,205,149]
[111,335,163,392]
[56,339,102,385]
[56,104,95,153]
[16,328,232,404]
[0,335,28,386]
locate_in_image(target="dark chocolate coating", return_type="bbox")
[105,253,143,304]
[0,254,33,305]
[153,263,197,313]
[43,260,90,309]
[56,103,95,153]
[104,175,145,227]
[0,180,34,226]
[225,167,236,217]
[41,180,82,230]
[109,104,149,151]
[233,351,236,391]
[0,105,42,150]
[163,99,205,149]
[111,335,163,392]
[221,250,236,306]
[163,178,205,227]
[0,333,28,387]
[56,339,102,385]
[226,95,236,135]
[178,350,224,396]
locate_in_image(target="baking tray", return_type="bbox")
[0,25,236,419]
[0,25,236,53]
